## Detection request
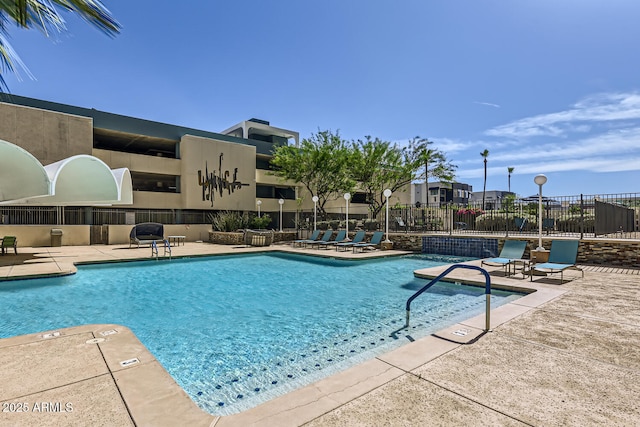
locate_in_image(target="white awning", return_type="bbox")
[0,139,51,202]
[0,139,133,206]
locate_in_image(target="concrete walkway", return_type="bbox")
[0,243,639,426]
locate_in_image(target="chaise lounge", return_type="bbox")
[481,240,527,276]
[530,239,584,284]
[1,236,17,255]
[129,222,165,248]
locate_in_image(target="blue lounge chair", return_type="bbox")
[335,230,366,252]
[531,240,584,284]
[515,217,528,233]
[316,230,347,250]
[352,231,384,253]
[293,230,320,247]
[481,240,527,275]
[304,230,333,248]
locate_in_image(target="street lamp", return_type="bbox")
[383,189,392,243]
[278,198,284,233]
[344,193,351,240]
[534,174,547,251]
[256,200,262,218]
[312,195,319,230]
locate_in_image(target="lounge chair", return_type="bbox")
[352,231,384,253]
[292,230,320,248]
[530,240,584,284]
[129,222,165,248]
[394,217,408,233]
[316,230,347,250]
[1,236,17,255]
[336,230,366,251]
[481,240,527,275]
[304,230,333,248]
[515,217,528,233]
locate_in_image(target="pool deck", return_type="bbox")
[1,242,639,426]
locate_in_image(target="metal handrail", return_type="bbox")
[405,264,492,332]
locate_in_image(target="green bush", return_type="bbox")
[363,219,379,231]
[317,221,330,230]
[556,215,595,233]
[250,214,272,230]
[329,219,340,230]
[209,211,250,232]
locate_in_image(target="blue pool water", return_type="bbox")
[0,253,522,415]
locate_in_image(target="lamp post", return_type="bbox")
[383,189,392,243]
[256,200,262,218]
[278,198,284,233]
[344,193,351,240]
[312,195,319,231]
[534,174,547,251]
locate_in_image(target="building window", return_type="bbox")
[256,185,295,200]
[131,172,179,193]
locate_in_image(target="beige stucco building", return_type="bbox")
[0,95,404,245]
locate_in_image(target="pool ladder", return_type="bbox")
[151,239,172,260]
[405,264,492,332]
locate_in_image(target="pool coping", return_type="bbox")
[0,244,568,426]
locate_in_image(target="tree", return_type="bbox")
[507,166,514,193]
[480,149,489,210]
[0,0,120,91]
[407,137,457,206]
[349,136,414,218]
[270,130,353,220]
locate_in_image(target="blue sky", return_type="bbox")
[4,0,640,197]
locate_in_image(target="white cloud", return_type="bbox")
[485,92,640,139]
[456,124,640,178]
[474,101,500,108]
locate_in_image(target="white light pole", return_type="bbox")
[383,188,392,243]
[256,200,262,218]
[312,195,319,230]
[534,174,547,251]
[344,193,351,240]
[278,198,284,233]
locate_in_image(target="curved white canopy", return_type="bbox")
[0,139,132,206]
[0,139,51,202]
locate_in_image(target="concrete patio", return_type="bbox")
[0,243,638,426]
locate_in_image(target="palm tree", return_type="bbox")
[508,167,514,193]
[480,149,489,210]
[0,1,120,91]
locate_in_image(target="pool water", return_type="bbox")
[0,253,522,415]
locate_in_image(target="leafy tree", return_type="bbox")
[270,130,353,219]
[0,0,120,91]
[349,136,456,217]
[349,136,414,218]
[409,137,456,184]
[480,149,489,209]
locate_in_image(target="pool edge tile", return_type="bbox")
[215,358,403,427]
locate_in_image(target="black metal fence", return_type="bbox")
[387,193,639,239]
[1,192,638,240]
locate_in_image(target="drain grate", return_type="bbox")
[119,358,140,367]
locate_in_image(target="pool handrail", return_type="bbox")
[405,264,491,332]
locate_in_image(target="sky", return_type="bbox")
[3,0,640,198]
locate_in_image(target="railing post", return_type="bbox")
[405,264,492,332]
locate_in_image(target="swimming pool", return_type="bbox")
[0,253,522,415]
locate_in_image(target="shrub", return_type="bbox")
[317,221,330,230]
[250,214,272,230]
[209,211,250,232]
[556,215,595,233]
[363,219,379,231]
[329,219,340,230]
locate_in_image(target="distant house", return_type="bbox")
[469,190,515,210]
[412,182,473,207]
